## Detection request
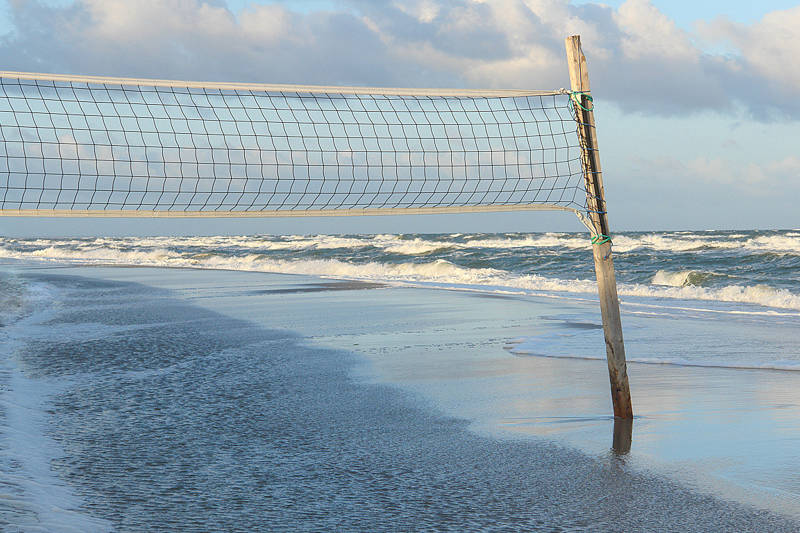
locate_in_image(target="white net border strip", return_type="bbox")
[0,71,567,98]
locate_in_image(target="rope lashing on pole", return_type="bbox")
[591,233,611,245]
[569,90,594,111]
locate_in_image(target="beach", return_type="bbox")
[2,257,800,531]
[1,0,799,529]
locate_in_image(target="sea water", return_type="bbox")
[1,229,799,531]
[1,230,798,309]
[2,229,799,369]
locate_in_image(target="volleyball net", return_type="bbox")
[0,71,593,227]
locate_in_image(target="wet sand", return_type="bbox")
[2,263,800,530]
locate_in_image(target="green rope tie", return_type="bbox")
[570,91,594,112]
[591,234,611,245]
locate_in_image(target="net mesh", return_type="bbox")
[0,74,587,217]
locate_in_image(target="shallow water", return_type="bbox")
[1,266,799,531]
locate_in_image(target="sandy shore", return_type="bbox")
[2,262,800,530]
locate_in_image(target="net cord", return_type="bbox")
[0,71,567,98]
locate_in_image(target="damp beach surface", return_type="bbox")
[1,263,800,531]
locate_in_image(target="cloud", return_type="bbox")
[614,0,695,61]
[632,154,800,197]
[0,0,414,86]
[696,7,800,119]
[689,155,800,193]
[0,0,799,119]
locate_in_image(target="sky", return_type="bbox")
[0,0,798,235]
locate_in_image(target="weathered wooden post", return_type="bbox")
[565,35,633,419]
[612,418,633,455]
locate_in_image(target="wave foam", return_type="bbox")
[507,342,800,372]
[7,230,800,256]
[744,235,800,254]
[621,281,800,311]
[0,283,112,532]
[651,270,723,287]
[507,348,800,372]
[0,272,57,327]
[2,241,800,311]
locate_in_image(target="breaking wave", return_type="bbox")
[11,231,799,256]
[1,238,799,311]
[651,270,726,287]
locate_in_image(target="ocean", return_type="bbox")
[3,229,800,368]
[1,229,799,531]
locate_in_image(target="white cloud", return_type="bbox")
[81,0,235,40]
[696,155,800,189]
[642,155,800,196]
[614,0,695,62]
[0,0,798,118]
[698,7,800,100]
[391,0,440,24]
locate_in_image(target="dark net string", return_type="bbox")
[0,77,587,214]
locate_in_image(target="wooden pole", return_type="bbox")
[565,35,633,419]
[612,418,633,455]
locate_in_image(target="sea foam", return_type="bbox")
[0,279,113,532]
[507,337,800,372]
[2,239,800,312]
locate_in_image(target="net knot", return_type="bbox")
[570,91,594,112]
[591,233,611,245]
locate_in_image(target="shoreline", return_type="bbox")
[2,230,800,315]
[2,263,800,528]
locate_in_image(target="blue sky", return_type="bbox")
[0,0,798,235]
[572,0,799,26]
[221,0,799,27]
